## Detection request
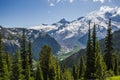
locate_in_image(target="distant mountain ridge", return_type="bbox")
[0,26,61,60]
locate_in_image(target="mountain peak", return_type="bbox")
[58,18,70,24]
[77,17,84,20]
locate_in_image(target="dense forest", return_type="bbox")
[0,19,120,80]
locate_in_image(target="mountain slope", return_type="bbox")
[62,29,120,68]
[0,26,61,60]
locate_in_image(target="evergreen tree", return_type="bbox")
[112,53,119,75]
[104,19,113,70]
[85,21,96,79]
[62,69,74,80]
[28,41,34,77]
[25,63,31,80]
[72,65,77,80]
[0,32,3,79]
[39,45,57,80]
[0,32,3,78]
[48,49,57,80]
[56,61,61,80]
[35,62,44,80]
[95,41,107,80]
[5,52,12,79]
[0,33,9,80]
[11,50,23,80]
[92,23,96,53]
[62,63,66,73]
[21,29,28,75]
[2,59,9,80]
[5,52,12,73]
[90,23,97,79]
[79,56,85,79]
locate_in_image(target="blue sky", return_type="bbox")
[0,0,120,27]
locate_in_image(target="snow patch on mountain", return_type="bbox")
[29,24,58,32]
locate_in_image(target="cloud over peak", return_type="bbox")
[48,0,116,7]
[93,0,104,3]
[48,0,75,6]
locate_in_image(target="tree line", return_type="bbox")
[0,19,120,80]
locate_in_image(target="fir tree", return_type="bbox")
[28,41,34,77]
[48,50,57,80]
[35,62,44,80]
[25,63,31,80]
[0,33,3,74]
[2,59,9,80]
[95,41,107,80]
[21,29,28,75]
[56,61,61,80]
[79,56,85,79]
[5,52,12,73]
[104,19,113,70]
[39,45,57,80]
[112,53,119,75]
[85,21,96,79]
[62,69,74,80]
[72,65,77,80]
[0,33,9,80]
[5,52,12,79]
[92,23,96,53]
[0,32,3,78]
[11,50,23,80]
[90,23,97,78]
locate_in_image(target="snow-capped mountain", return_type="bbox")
[29,6,120,52]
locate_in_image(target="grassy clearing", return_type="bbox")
[107,76,120,80]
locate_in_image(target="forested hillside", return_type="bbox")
[62,27,120,68]
[0,19,120,80]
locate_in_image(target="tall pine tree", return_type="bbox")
[56,61,61,80]
[78,56,85,79]
[28,41,34,77]
[11,50,23,80]
[85,21,96,79]
[21,29,30,80]
[92,23,96,53]
[62,69,74,80]
[21,29,27,73]
[72,65,77,80]
[95,41,107,80]
[104,19,113,70]
[39,45,57,80]
[25,62,31,80]
[5,52,12,73]
[35,62,44,80]
[112,53,119,75]
[0,32,3,78]
[0,33,9,80]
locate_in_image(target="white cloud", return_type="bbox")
[93,0,104,3]
[48,0,75,4]
[69,0,74,3]
[50,3,55,6]
[48,0,111,6]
